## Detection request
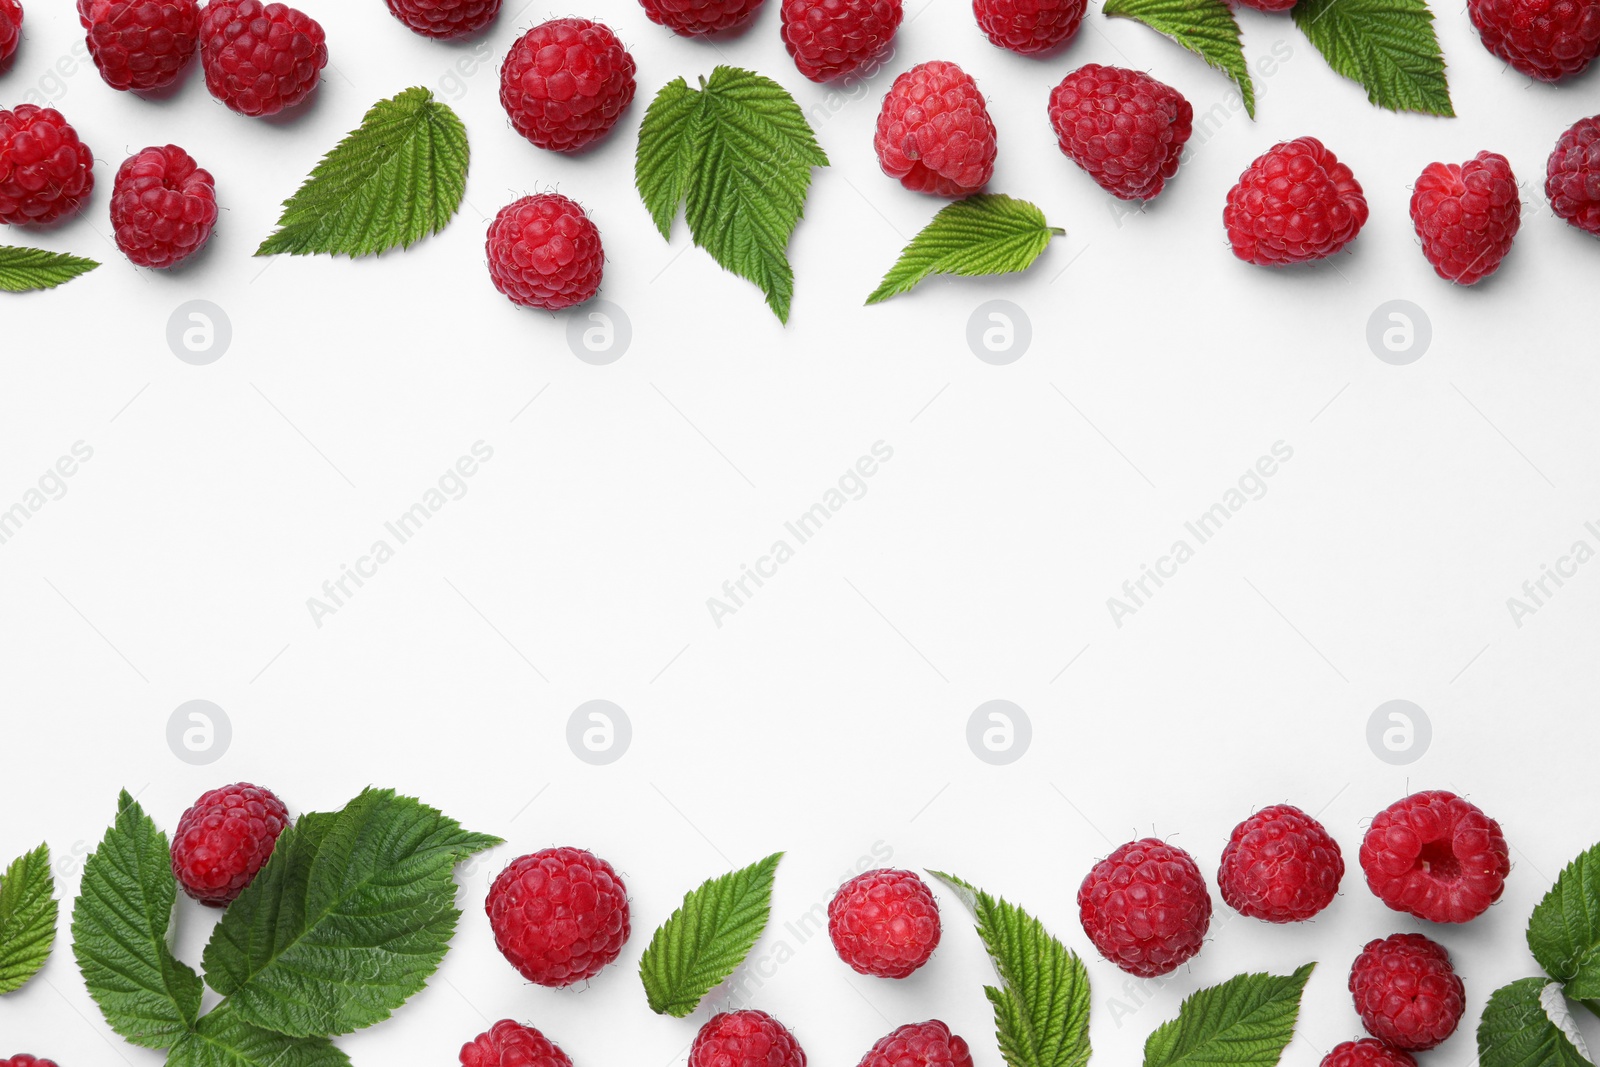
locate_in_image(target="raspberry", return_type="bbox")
[2,1058,58,1067]
[1360,790,1510,924]
[0,106,95,226]
[691,1011,806,1067]
[641,0,766,35]
[460,1021,571,1067]
[781,0,902,81]
[1078,838,1211,978]
[386,0,501,39]
[1321,1040,1418,1067]
[1232,0,1297,12]
[1218,804,1344,923]
[828,869,942,979]
[77,0,199,92]
[111,145,217,269]
[0,0,22,67]
[486,194,605,311]
[170,783,289,906]
[973,0,1086,53]
[486,847,629,986]
[1223,137,1368,266]
[856,1021,972,1067]
[1349,934,1466,1051]
[1468,0,1600,80]
[1547,115,1600,235]
[500,19,635,154]
[199,1,326,117]
[874,61,997,196]
[1410,151,1520,285]
[1047,64,1192,201]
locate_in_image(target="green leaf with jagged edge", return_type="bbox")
[168,1005,352,1067]
[640,853,784,1017]
[867,194,1064,305]
[1104,0,1255,117]
[1292,0,1452,116]
[201,788,501,1038]
[1529,843,1600,1003]
[0,246,98,292]
[71,791,203,1048]
[635,66,829,323]
[1143,964,1315,1067]
[930,873,1092,1067]
[0,843,56,994]
[1479,979,1596,1067]
[257,87,469,257]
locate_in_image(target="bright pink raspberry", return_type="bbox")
[77,0,199,91]
[1079,838,1211,977]
[199,1,327,117]
[874,61,997,196]
[1224,136,1368,265]
[641,0,766,35]
[459,1021,571,1067]
[1360,790,1510,923]
[974,0,1086,53]
[1547,114,1600,235]
[111,145,217,269]
[856,1021,972,1067]
[0,0,23,66]
[0,106,95,226]
[1410,151,1520,285]
[828,869,941,979]
[691,1011,806,1067]
[500,18,635,153]
[169,783,290,906]
[782,0,902,81]
[486,194,605,311]
[485,847,630,986]
[1349,933,1466,1051]
[1048,64,1192,201]
[386,0,502,39]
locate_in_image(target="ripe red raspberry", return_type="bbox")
[1047,64,1191,201]
[1224,137,1368,266]
[1547,115,1600,235]
[386,0,501,39]
[460,1021,571,1067]
[486,847,629,987]
[1232,0,1297,12]
[0,0,22,67]
[1360,790,1509,924]
[1349,933,1466,1051]
[77,0,199,92]
[111,145,217,269]
[1218,804,1344,923]
[691,1011,806,1067]
[0,106,95,226]
[199,1,325,117]
[781,0,902,81]
[875,61,997,196]
[857,1021,972,1067]
[1321,1039,1418,1067]
[974,0,1086,53]
[2,1058,60,1067]
[500,19,635,153]
[486,194,604,311]
[1078,838,1211,977]
[170,783,289,906]
[641,0,766,35]
[828,869,941,979]
[1468,0,1600,80]
[1410,151,1519,285]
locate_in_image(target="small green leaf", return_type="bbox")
[1104,0,1255,117]
[0,843,56,994]
[168,1005,353,1067]
[0,245,99,292]
[867,194,1063,305]
[1143,964,1315,1067]
[257,87,470,257]
[640,853,783,1017]
[1292,0,1453,116]
[1478,979,1595,1067]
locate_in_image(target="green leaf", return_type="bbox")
[0,843,57,994]
[0,245,99,292]
[634,66,829,323]
[866,194,1063,305]
[70,791,203,1048]
[1528,844,1600,1000]
[257,87,470,257]
[1478,979,1595,1067]
[169,1005,352,1067]
[202,788,500,1038]
[930,872,1092,1067]
[1142,964,1315,1067]
[1104,0,1255,118]
[640,853,783,1017]
[1292,0,1453,116]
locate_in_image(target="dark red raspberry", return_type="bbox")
[0,106,95,226]
[1547,114,1600,235]
[486,194,604,311]
[1349,933,1466,1051]
[386,0,501,39]
[974,0,1085,53]
[641,0,766,35]
[500,19,635,153]
[111,145,217,269]
[199,1,327,117]
[857,1021,972,1067]
[1233,0,1297,12]
[691,1011,806,1067]
[781,0,902,81]
[486,847,629,986]
[460,1021,571,1067]
[875,61,997,196]
[1468,0,1600,80]
[0,0,22,67]
[1218,804,1344,923]
[828,869,941,979]
[1410,151,1520,285]
[1224,137,1368,266]
[1078,838,1211,978]
[1047,64,1191,201]
[1360,790,1509,924]
[77,0,199,92]
[1321,1040,1418,1067]
[170,783,289,906]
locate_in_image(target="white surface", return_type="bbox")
[4,0,1600,1064]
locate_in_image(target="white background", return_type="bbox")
[3,0,1600,1064]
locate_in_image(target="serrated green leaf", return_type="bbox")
[1142,964,1314,1067]
[0,245,99,292]
[866,194,1063,305]
[1478,979,1595,1067]
[168,1005,353,1067]
[201,788,501,1038]
[71,791,203,1048]
[257,87,469,258]
[634,66,829,323]
[1292,0,1452,116]
[930,872,1092,1067]
[0,843,56,994]
[640,853,783,1017]
[1529,843,1600,1000]
[1104,0,1255,117]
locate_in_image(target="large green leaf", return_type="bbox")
[168,1006,352,1067]
[1143,964,1315,1067]
[1292,0,1453,116]
[1528,843,1600,1001]
[1478,979,1595,1067]
[1104,0,1255,117]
